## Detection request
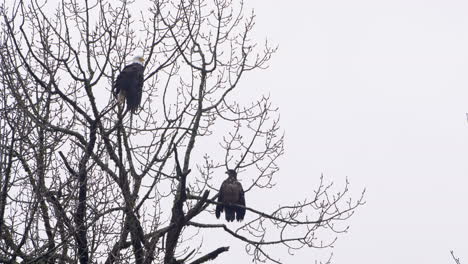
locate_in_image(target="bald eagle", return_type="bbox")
[215,169,246,222]
[113,56,145,113]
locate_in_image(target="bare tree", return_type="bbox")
[0,0,364,263]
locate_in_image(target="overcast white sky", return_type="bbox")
[232,0,468,263]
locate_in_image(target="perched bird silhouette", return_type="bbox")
[215,169,246,222]
[113,56,144,113]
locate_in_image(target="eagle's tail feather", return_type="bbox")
[225,206,235,222]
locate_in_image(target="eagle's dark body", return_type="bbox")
[216,170,246,222]
[113,61,144,113]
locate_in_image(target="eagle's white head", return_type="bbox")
[132,56,145,65]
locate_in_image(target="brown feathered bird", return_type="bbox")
[112,56,144,113]
[215,169,246,222]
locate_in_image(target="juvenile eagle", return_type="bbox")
[215,169,246,222]
[113,56,144,113]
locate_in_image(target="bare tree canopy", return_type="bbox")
[0,0,364,263]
